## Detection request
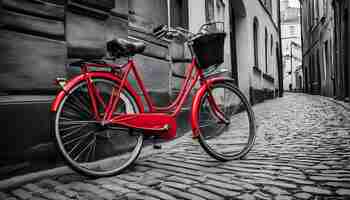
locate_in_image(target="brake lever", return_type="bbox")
[155,32,167,40]
[153,24,166,34]
[154,31,165,37]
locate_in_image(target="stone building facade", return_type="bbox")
[333,0,350,101]
[300,0,336,96]
[231,0,283,104]
[186,0,283,105]
[300,0,350,101]
[0,0,282,174]
[0,0,190,174]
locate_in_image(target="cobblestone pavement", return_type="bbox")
[1,93,350,200]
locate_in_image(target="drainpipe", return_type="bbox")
[278,0,284,97]
[290,43,293,91]
[167,0,173,97]
[299,1,305,93]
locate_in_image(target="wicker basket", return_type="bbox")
[189,32,226,69]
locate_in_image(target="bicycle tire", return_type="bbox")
[196,81,256,161]
[53,78,143,177]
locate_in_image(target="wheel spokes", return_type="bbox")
[60,108,84,120]
[63,128,97,146]
[73,137,96,162]
[61,123,92,139]
[70,91,93,116]
[55,79,143,175]
[60,120,100,126]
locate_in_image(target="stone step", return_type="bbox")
[0,95,58,179]
[0,94,192,179]
[0,95,54,161]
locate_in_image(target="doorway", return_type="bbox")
[229,2,238,86]
[305,67,308,93]
[343,9,350,98]
[316,50,322,94]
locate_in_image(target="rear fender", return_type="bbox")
[190,77,235,138]
[51,72,144,113]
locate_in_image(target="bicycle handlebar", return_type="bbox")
[153,24,189,41]
[152,21,224,42]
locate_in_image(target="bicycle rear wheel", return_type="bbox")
[53,78,143,177]
[197,81,256,161]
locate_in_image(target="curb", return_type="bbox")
[323,96,350,111]
[0,165,74,190]
[0,131,192,190]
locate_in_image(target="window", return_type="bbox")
[216,0,225,23]
[129,0,168,27]
[205,0,225,30]
[315,0,319,19]
[323,0,328,17]
[262,0,272,15]
[253,17,259,68]
[205,0,215,22]
[308,0,311,28]
[289,25,296,36]
[267,0,272,14]
[265,28,268,73]
[310,0,314,27]
[319,0,323,18]
[170,0,189,28]
[130,0,188,30]
[271,35,273,54]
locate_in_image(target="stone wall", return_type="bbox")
[0,0,188,177]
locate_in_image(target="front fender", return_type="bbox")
[51,72,144,113]
[190,77,235,138]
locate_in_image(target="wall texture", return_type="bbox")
[333,0,350,101]
[234,0,281,104]
[300,0,336,97]
[0,0,187,176]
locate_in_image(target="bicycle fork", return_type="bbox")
[200,76,230,125]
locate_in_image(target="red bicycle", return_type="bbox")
[51,22,256,177]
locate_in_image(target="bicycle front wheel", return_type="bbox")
[53,78,143,177]
[197,81,256,161]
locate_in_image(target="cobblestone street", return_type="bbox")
[1,93,350,200]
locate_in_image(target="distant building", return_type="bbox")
[281,1,303,92]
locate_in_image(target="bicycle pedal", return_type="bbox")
[153,144,162,149]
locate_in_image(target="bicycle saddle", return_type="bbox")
[107,38,146,58]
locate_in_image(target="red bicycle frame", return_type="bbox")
[52,57,229,139]
[102,59,199,119]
